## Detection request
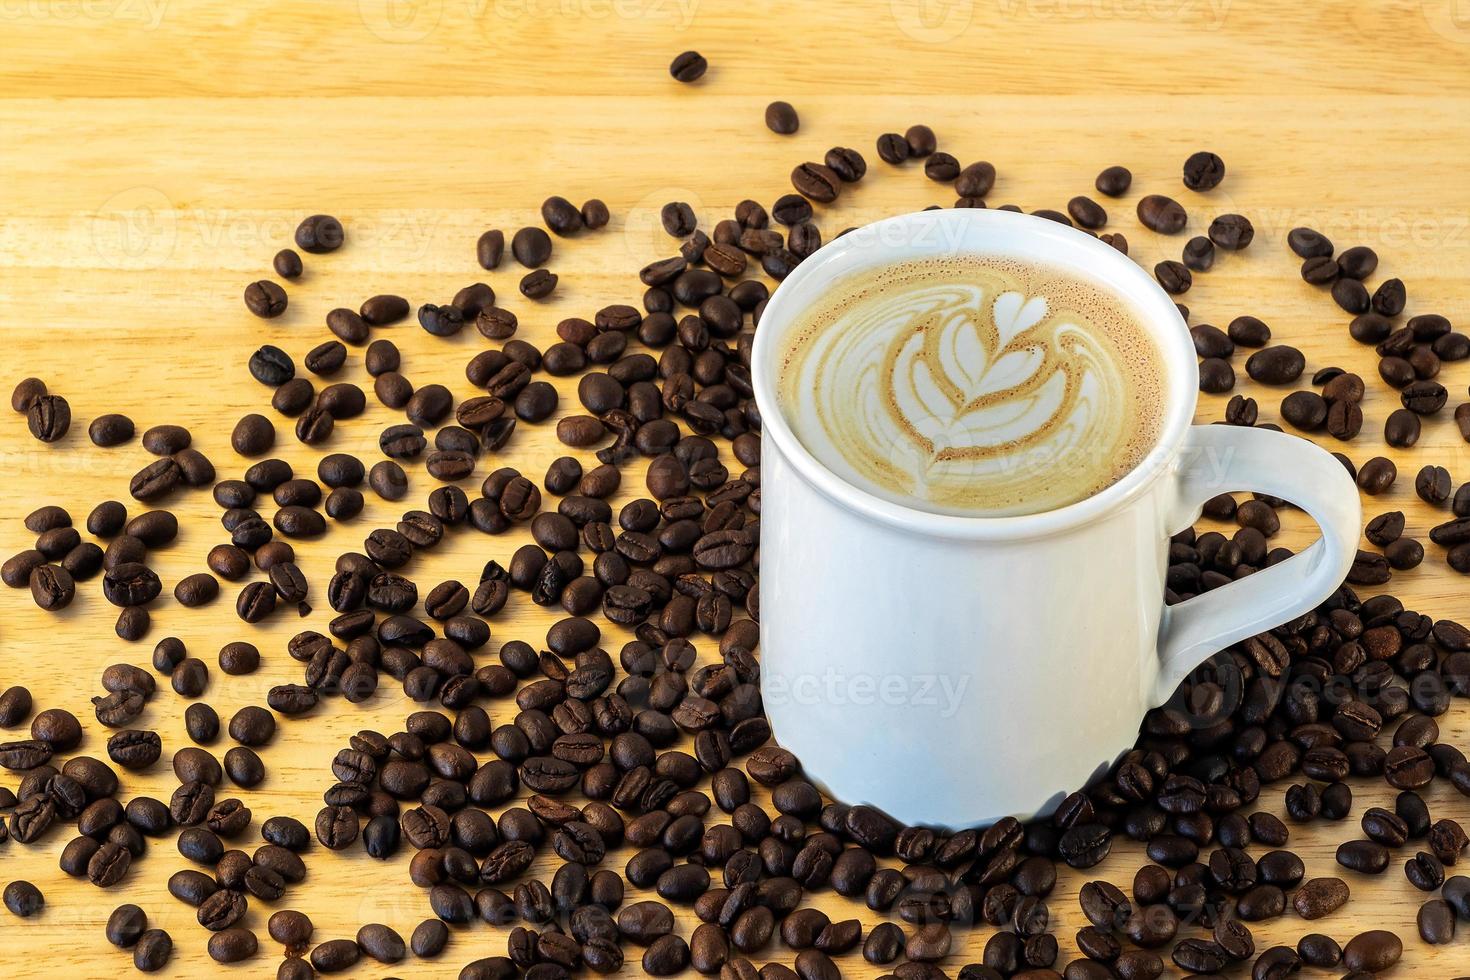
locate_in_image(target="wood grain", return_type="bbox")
[2,1,1470,976]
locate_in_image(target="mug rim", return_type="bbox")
[750,208,1198,540]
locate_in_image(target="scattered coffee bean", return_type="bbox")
[765,101,799,134]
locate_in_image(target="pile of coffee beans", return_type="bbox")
[3,88,1468,980]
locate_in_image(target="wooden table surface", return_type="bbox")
[3,1,1470,976]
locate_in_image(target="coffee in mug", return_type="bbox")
[754,209,1361,826]
[776,254,1166,516]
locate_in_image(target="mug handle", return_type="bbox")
[1152,424,1361,706]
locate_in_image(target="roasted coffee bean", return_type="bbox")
[1154,260,1191,294]
[3,880,43,918]
[83,411,135,447]
[1198,358,1234,393]
[133,929,172,972]
[243,280,288,318]
[1181,150,1225,190]
[764,101,799,134]
[875,133,910,164]
[1292,876,1348,919]
[669,49,707,81]
[1245,346,1305,384]
[1342,929,1401,972]
[1280,391,1326,431]
[512,226,552,267]
[248,345,294,386]
[1092,165,1131,197]
[1182,236,1215,272]
[1137,195,1186,234]
[294,213,344,253]
[1358,457,1397,495]
[1338,839,1390,873]
[1381,405,1417,449]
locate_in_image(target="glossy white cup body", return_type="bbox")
[752,209,1360,828]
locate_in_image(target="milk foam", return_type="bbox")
[777,255,1165,516]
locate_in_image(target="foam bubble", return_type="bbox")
[777,254,1166,517]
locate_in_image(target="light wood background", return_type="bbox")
[3,1,1470,976]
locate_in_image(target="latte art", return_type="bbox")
[777,255,1165,516]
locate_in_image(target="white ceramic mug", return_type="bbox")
[751,208,1362,828]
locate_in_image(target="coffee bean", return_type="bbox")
[1342,930,1401,972]
[1087,166,1130,198]
[512,227,552,268]
[1381,408,1420,449]
[1154,261,1191,294]
[29,564,75,611]
[923,152,960,182]
[1415,464,1451,506]
[3,880,43,917]
[1301,254,1339,284]
[1336,244,1378,280]
[266,247,301,279]
[1223,315,1268,348]
[542,195,583,236]
[249,345,294,386]
[1417,898,1457,945]
[644,933,690,975]
[823,146,867,183]
[668,49,708,81]
[1361,512,1405,551]
[1209,213,1254,249]
[11,377,46,413]
[1293,876,1349,918]
[243,281,287,318]
[1182,236,1215,271]
[1402,379,1448,415]
[1198,358,1235,393]
[1137,195,1187,234]
[1245,346,1305,384]
[133,929,172,972]
[1287,226,1333,257]
[1280,391,1326,431]
[1355,459,1398,500]
[765,101,799,134]
[792,163,842,202]
[876,133,909,164]
[295,214,343,253]
[88,413,135,447]
[1182,150,1225,190]
[26,394,70,442]
[106,904,148,947]
[1066,196,1107,229]
[1325,399,1362,439]
[356,923,406,964]
[369,461,408,500]
[520,269,558,299]
[1337,839,1390,873]
[207,927,258,963]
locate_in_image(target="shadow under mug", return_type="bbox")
[751,208,1361,828]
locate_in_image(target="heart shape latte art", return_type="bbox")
[778,256,1165,516]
